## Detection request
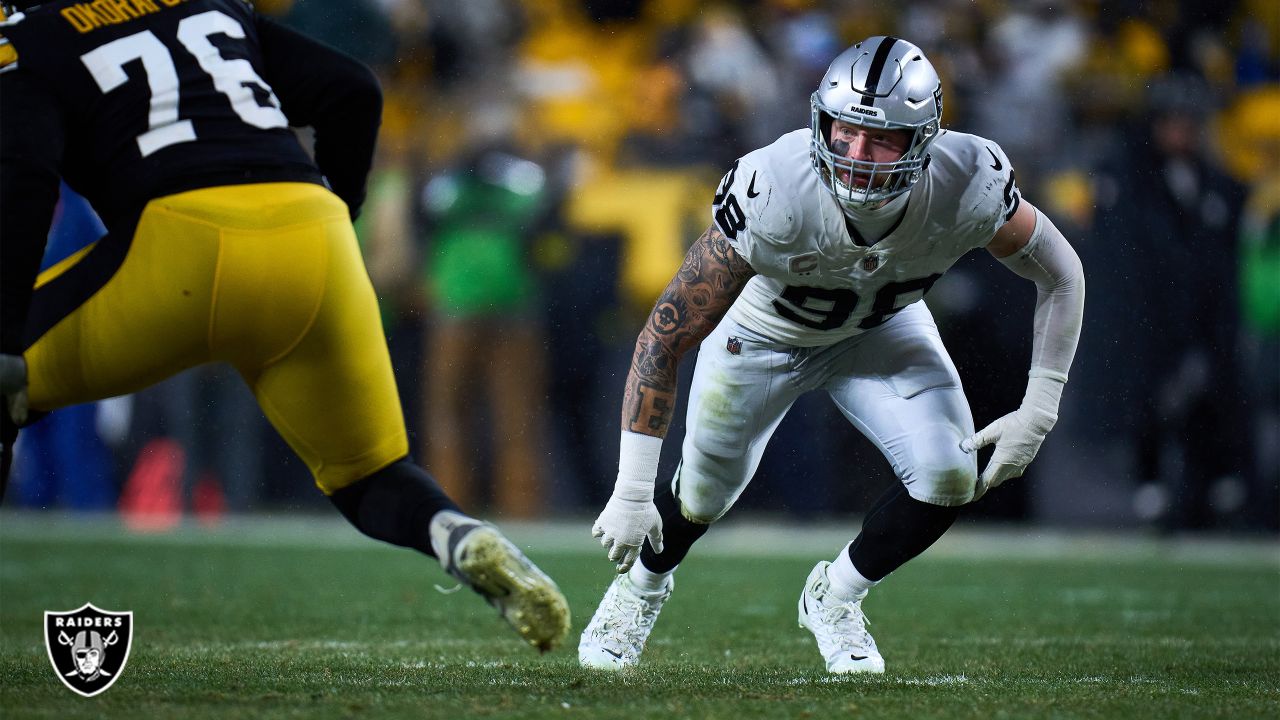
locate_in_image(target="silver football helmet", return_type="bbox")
[810,36,943,209]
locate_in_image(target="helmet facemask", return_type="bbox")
[809,37,943,210]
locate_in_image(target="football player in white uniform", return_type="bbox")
[580,36,1085,673]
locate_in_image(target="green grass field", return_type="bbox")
[1,513,1277,719]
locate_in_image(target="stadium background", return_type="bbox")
[9,0,1280,535]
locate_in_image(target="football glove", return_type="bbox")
[591,490,663,574]
[961,374,1062,499]
[593,431,665,573]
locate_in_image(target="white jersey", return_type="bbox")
[711,128,1021,347]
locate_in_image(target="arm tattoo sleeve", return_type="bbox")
[621,226,756,437]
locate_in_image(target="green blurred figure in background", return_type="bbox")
[421,144,553,518]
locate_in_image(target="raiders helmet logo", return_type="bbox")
[44,603,133,697]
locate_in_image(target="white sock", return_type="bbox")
[826,542,879,601]
[427,509,477,564]
[628,561,674,594]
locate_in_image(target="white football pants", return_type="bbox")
[676,301,978,522]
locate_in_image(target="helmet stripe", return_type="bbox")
[859,36,899,107]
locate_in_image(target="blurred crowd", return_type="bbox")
[11,0,1279,534]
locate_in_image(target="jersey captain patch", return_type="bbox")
[788,253,819,276]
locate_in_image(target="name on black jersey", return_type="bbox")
[60,0,194,35]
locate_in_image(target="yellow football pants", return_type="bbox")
[24,183,408,493]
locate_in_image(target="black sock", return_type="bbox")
[848,484,959,581]
[638,471,711,573]
[329,457,461,558]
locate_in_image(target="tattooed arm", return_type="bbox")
[593,225,756,571]
[622,225,758,437]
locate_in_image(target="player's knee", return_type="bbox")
[906,424,978,506]
[675,478,729,524]
[915,462,978,506]
[677,500,718,525]
[675,449,744,523]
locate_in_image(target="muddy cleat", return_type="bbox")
[435,514,570,652]
[798,561,885,674]
[579,573,672,670]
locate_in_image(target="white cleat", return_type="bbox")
[798,561,885,674]
[579,573,673,670]
[439,519,570,653]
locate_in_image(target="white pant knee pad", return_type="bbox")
[673,452,744,523]
[902,423,979,506]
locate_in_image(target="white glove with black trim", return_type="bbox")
[592,431,664,573]
[962,374,1063,499]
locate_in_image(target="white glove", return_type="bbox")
[592,490,663,574]
[961,374,1063,500]
[592,431,665,573]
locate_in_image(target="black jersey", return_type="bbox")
[0,0,331,228]
[0,0,382,353]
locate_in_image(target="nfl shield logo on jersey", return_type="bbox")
[862,254,881,272]
[726,337,743,355]
[44,603,134,697]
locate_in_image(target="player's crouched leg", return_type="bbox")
[904,422,981,507]
[329,458,570,651]
[675,444,754,524]
[808,426,974,674]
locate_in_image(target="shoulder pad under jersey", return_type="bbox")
[710,131,812,268]
[928,130,1022,240]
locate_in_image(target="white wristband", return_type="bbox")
[1023,370,1065,419]
[615,430,663,502]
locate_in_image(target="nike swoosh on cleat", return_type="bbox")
[747,172,761,198]
[986,147,1002,171]
[850,654,868,661]
[603,649,624,659]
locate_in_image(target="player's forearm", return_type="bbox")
[256,16,381,219]
[0,72,63,355]
[620,226,755,437]
[613,320,701,503]
[998,208,1085,384]
[621,331,686,438]
[613,332,682,504]
[307,74,381,219]
[612,227,754,502]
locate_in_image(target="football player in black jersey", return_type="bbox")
[0,0,569,652]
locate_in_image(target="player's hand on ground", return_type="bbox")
[592,495,663,574]
[961,404,1056,499]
